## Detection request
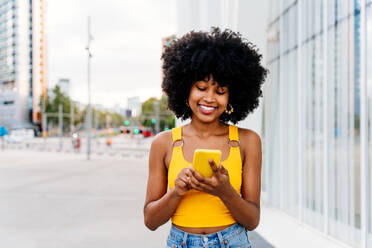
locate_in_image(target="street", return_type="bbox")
[0,148,274,248]
[0,149,171,247]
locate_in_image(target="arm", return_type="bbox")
[143,132,193,231]
[221,130,262,230]
[189,129,262,231]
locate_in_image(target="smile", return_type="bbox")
[198,104,217,115]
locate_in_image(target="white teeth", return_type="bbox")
[200,105,215,111]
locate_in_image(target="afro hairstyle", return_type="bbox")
[161,27,267,124]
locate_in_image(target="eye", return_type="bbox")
[216,87,226,95]
[196,86,206,91]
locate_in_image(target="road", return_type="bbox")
[0,149,273,248]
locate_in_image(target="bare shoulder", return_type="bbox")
[150,129,173,153]
[239,128,262,170]
[237,127,262,148]
[237,127,262,165]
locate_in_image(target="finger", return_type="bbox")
[187,166,197,175]
[190,180,214,192]
[191,170,205,182]
[189,179,199,189]
[208,159,219,173]
[191,172,214,187]
[190,175,201,187]
[186,178,192,190]
[199,183,214,192]
[184,168,193,177]
[177,180,187,188]
[179,176,189,185]
[219,164,228,174]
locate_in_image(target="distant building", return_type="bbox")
[57,78,70,97]
[125,109,132,118]
[0,0,47,130]
[127,96,141,117]
[93,104,105,112]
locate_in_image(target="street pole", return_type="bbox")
[58,104,63,151]
[70,101,74,136]
[94,110,98,137]
[154,100,160,134]
[42,98,47,148]
[86,16,93,160]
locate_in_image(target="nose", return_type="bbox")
[203,89,216,102]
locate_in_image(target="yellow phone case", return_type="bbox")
[192,149,221,178]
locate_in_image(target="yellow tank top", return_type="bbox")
[168,125,242,227]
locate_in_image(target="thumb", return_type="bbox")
[219,164,229,175]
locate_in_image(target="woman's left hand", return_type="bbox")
[189,159,232,197]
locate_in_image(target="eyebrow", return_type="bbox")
[199,78,227,87]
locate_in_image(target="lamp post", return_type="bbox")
[86,16,93,160]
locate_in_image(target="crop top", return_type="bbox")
[168,125,242,227]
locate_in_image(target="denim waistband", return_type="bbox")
[169,223,247,247]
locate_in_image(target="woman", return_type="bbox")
[144,28,267,248]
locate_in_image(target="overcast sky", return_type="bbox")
[47,0,176,108]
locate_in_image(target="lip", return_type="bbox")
[198,104,217,115]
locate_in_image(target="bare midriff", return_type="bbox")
[173,223,235,235]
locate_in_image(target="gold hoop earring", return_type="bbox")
[225,103,233,115]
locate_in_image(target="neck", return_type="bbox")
[187,118,227,138]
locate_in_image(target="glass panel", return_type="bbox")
[268,59,281,208]
[300,0,325,231]
[278,3,299,218]
[326,0,359,246]
[353,0,362,242]
[287,50,299,217]
[263,0,369,246]
[268,0,281,25]
[367,2,372,247]
[327,21,337,238]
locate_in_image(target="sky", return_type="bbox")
[47,0,176,108]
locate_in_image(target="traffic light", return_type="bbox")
[134,128,140,134]
[124,120,130,126]
[151,118,157,124]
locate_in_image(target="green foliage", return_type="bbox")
[41,85,79,131]
[41,85,127,133]
[140,95,175,130]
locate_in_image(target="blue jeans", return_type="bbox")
[166,223,252,248]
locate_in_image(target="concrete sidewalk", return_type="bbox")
[254,205,352,248]
[0,150,272,248]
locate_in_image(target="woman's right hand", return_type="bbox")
[174,166,194,197]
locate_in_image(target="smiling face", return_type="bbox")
[188,75,229,124]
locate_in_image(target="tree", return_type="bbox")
[140,95,175,130]
[41,85,137,134]
[41,85,80,132]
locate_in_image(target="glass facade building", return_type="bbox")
[0,0,46,129]
[263,0,372,247]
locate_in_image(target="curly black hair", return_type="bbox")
[161,27,267,124]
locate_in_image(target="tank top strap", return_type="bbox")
[172,126,182,142]
[228,125,239,141]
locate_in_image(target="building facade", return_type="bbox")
[57,78,70,97]
[127,96,141,117]
[262,0,371,247]
[0,0,46,130]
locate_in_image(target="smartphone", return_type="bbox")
[192,149,221,178]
